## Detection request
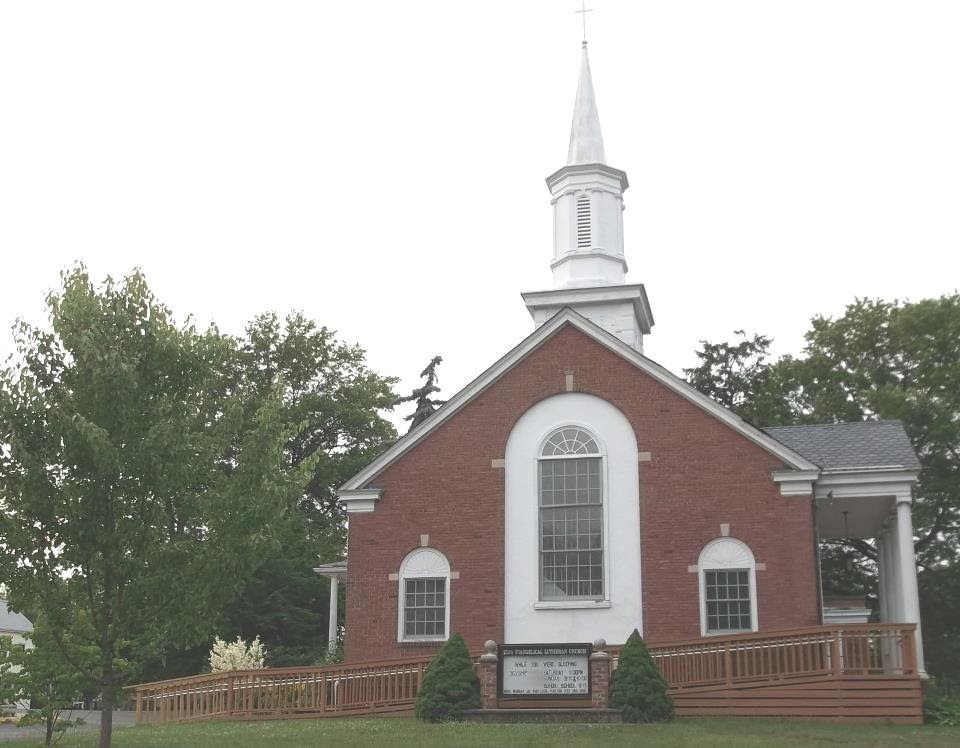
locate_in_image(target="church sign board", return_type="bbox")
[498,643,591,699]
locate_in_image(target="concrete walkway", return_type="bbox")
[0,711,137,742]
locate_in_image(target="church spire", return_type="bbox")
[522,37,654,353]
[567,42,606,166]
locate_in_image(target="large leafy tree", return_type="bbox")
[684,294,960,678]
[0,268,312,747]
[217,312,397,668]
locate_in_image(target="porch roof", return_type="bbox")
[763,421,919,472]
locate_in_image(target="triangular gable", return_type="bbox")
[340,308,818,492]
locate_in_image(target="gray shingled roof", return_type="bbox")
[762,421,920,472]
[0,601,32,634]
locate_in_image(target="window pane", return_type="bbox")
[539,439,603,601]
[403,577,446,638]
[542,428,600,456]
[704,569,752,633]
[539,458,601,507]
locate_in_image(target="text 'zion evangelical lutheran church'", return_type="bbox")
[500,644,590,696]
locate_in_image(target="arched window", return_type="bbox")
[698,538,758,636]
[538,426,603,600]
[397,547,450,642]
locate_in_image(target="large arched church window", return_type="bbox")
[397,547,450,642]
[698,538,759,636]
[538,426,604,600]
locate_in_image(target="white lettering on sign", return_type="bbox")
[500,645,590,697]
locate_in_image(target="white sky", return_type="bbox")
[2,1,958,430]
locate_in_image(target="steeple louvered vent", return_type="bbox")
[576,195,591,248]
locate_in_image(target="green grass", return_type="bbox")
[5,716,959,747]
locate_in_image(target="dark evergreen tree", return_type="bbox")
[396,355,446,432]
[414,633,480,722]
[609,629,674,723]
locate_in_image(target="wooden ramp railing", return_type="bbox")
[132,655,434,724]
[648,623,917,689]
[130,623,920,725]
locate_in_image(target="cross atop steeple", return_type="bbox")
[574,2,593,45]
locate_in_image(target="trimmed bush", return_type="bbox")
[609,628,674,723]
[414,633,481,722]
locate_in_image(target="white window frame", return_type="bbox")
[537,426,606,603]
[397,547,451,643]
[697,537,759,636]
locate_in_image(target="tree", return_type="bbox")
[608,628,674,722]
[0,612,99,746]
[684,331,795,426]
[414,633,480,722]
[217,312,397,668]
[685,294,960,678]
[0,267,313,747]
[396,356,446,432]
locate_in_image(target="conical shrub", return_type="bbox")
[414,633,481,722]
[609,628,674,723]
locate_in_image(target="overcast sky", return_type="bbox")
[2,1,958,430]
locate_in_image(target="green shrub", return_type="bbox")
[924,678,960,725]
[609,628,674,723]
[414,633,480,722]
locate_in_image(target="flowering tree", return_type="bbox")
[208,636,267,673]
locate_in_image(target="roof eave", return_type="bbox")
[338,309,818,493]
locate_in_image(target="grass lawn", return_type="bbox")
[4,717,958,748]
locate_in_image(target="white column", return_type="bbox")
[876,531,898,668]
[328,576,339,653]
[895,498,926,675]
[888,514,903,622]
[876,534,889,623]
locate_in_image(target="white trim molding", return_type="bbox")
[698,537,760,637]
[338,488,381,514]
[396,547,451,644]
[770,469,821,496]
[813,469,919,501]
[505,393,640,645]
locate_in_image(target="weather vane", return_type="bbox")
[575,1,594,45]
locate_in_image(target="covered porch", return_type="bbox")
[765,421,925,675]
[815,470,924,673]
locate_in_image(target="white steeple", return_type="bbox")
[522,42,654,352]
[568,42,606,166]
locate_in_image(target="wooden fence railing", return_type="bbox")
[130,623,918,724]
[645,623,917,690]
[132,655,436,724]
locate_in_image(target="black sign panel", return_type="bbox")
[498,643,592,698]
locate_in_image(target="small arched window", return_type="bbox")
[397,547,450,642]
[538,427,603,600]
[698,538,758,636]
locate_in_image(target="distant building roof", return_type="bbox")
[763,421,920,472]
[0,600,32,635]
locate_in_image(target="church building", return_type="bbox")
[332,43,925,671]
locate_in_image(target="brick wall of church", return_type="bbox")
[343,324,819,662]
